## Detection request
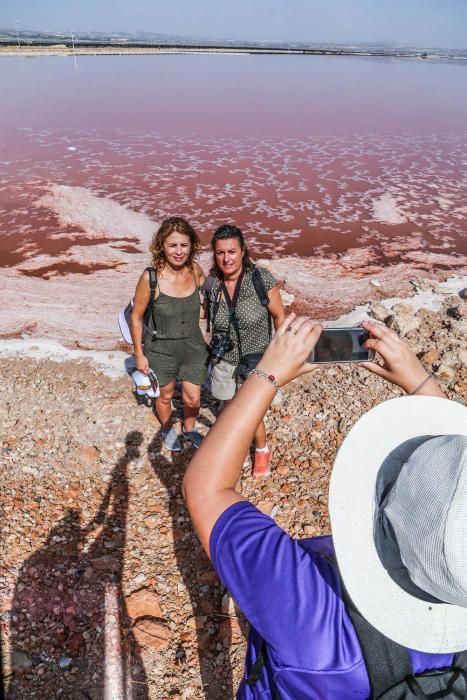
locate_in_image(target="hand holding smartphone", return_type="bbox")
[308,327,375,364]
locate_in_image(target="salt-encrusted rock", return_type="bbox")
[280,289,295,307]
[435,362,456,382]
[417,278,435,291]
[433,282,455,295]
[369,301,390,322]
[441,349,465,369]
[451,319,467,339]
[387,304,421,336]
[446,300,467,320]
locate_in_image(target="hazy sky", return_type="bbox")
[2,0,467,48]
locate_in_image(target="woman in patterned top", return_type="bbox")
[206,224,285,477]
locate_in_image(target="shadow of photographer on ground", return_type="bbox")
[6,431,148,700]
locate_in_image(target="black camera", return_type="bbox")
[210,332,234,361]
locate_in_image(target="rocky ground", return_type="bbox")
[0,284,465,699]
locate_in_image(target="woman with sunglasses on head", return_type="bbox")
[130,216,209,451]
[205,224,285,477]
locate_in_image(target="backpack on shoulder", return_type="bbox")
[118,267,157,344]
[118,267,161,400]
[345,595,467,699]
[246,553,467,699]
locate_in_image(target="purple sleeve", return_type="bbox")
[210,501,360,671]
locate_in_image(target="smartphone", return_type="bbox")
[309,327,375,364]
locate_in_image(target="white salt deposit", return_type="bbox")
[36,184,158,244]
[371,193,408,225]
[329,275,467,327]
[0,338,128,378]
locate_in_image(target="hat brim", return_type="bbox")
[329,396,467,653]
[118,307,133,345]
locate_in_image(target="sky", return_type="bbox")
[1,0,467,48]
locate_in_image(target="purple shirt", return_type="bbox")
[210,501,454,699]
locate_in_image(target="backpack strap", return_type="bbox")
[325,555,413,699]
[252,267,272,340]
[346,597,413,698]
[251,267,270,306]
[245,639,282,699]
[204,274,217,297]
[204,274,221,333]
[144,266,157,336]
[454,651,467,674]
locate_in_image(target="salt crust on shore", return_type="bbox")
[0,339,128,378]
[326,275,467,326]
[0,275,464,378]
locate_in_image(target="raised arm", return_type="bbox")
[130,270,151,374]
[182,314,322,557]
[361,320,446,398]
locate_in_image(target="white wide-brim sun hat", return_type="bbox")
[329,396,467,654]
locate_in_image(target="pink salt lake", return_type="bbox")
[0,54,466,348]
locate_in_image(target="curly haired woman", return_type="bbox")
[130,217,209,451]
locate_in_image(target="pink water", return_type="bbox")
[0,55,466,347]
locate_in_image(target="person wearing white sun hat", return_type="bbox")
[183,315,467,699]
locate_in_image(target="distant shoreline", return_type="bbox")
[0,43,451,59]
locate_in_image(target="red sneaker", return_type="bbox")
[253,448,272,478]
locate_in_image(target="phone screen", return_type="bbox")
[310,328,374,363]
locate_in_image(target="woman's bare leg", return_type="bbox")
[253,420,267,449]
[181,380,201,432]
[155,380,176,429]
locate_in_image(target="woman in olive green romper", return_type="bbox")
[130,217,209,451]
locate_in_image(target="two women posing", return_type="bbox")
[130,218,284,475]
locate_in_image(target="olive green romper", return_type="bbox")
[144,287,209,387]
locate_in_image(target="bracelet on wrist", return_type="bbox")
[408,374,432,395]
[247,368,281,393]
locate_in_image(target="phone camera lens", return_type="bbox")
[358,331,370,346]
